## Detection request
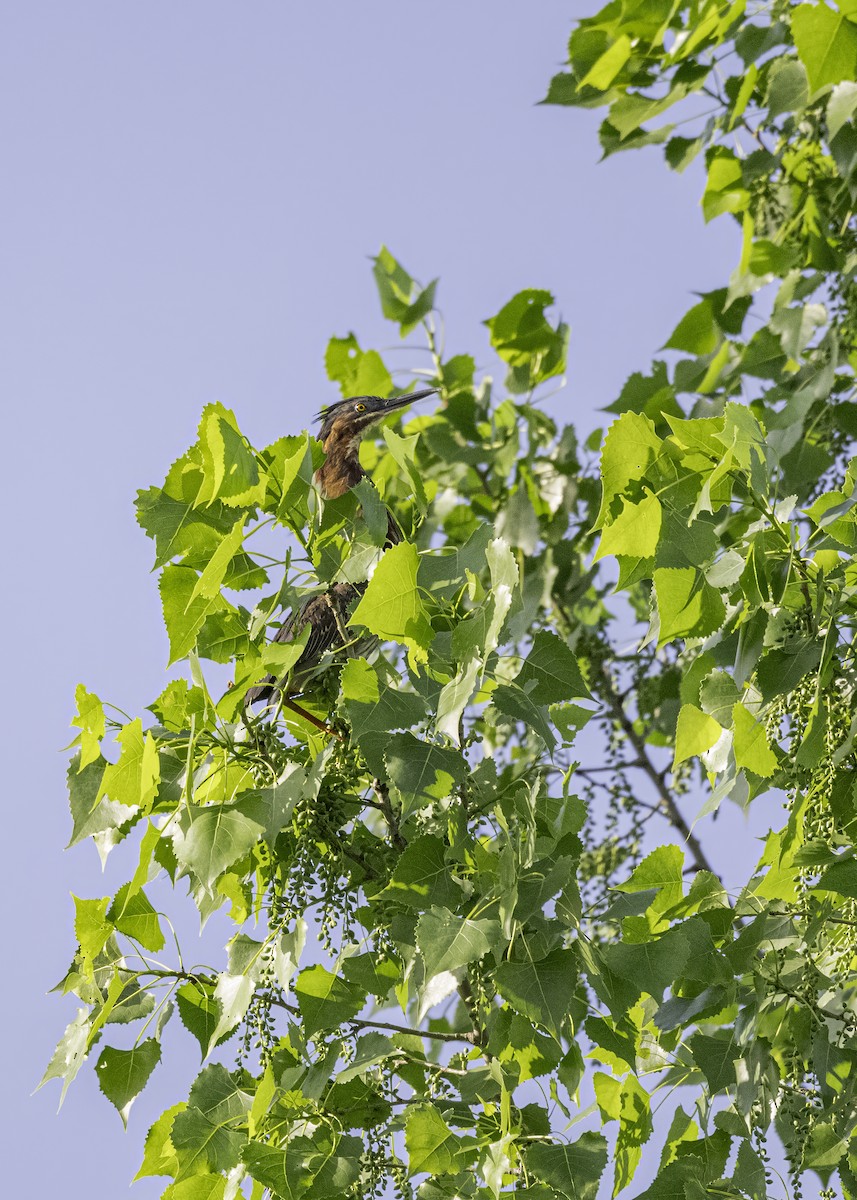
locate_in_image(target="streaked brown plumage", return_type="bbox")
[245,389,434,711]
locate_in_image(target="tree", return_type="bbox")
[44,2,857,1197]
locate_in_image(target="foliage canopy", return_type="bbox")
[47,2,857,1197]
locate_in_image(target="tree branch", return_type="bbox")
[270,996,479,1044]
[594,660,718,877]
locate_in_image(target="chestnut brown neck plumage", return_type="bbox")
[315,424,364,500]
[315,421,402,544]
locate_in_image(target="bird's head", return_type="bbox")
[317,388,436,444]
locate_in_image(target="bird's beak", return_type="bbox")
[381,387,437,413]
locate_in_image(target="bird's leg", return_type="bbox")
[282,697,344,741]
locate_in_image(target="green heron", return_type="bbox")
[245,388,435,714]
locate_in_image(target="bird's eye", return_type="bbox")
[355,403,366,412]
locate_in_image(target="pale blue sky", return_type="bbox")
[2,4,750,1196]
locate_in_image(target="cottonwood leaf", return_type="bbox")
[349,542,434,666]
[171,1064,252,1179]
[596,491,662,561]
[163,1176,226,1200]
[674,704,723,767]
[416,908,501,978]
[616,845,684,914]
[405,1104,464,1175]
[135,1102,186,1179]
[243,1134,363,1199]
[525,1132,608,1200]
[385,733,467,816]
[172,766,306,891]
[436,655,482,743]
[732,702,778,776]
[71,684,105,770]
[513,630,592,703]
[195,402,266,508]
[96,718,160,812]
[159,565,234,665]
[341,656,426,775]
[207,972,255,1053]
[793,2,857,93]
[176,980,237,1058]
[494,948,577,1038]
[372,245,438,336]
[108,883,165,952]
[654,567,726,645]
[295,965,365,1037]
[95,1039,161,1127]
[384,835,463,911]
[595,412,662,529]
[67,754,135,853]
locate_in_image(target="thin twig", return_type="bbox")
[270,996,479,1044]
[595,661,717,877]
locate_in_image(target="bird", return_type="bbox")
[245,388,436,718]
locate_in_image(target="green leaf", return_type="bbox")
[613,1074,653,1194]
[243,1134,363,1199]
[95,1039,161,1126]
[176,980,236,1057]
[525,1132,608,1200]
[416,908,501,978]
[600,926,691,1005]
[674,704,723,767]
[484,289,568,393]
[325,332,394,398]
[187,519,246,604]
[596,490,662,561]
[159,564,234,665]
[108,883,165,952]
[595,412,662,529]
[513,630,592,703]
[295,965,365,1036]
[494,948,577,1038]
[702,149,750,222]
[766,57,809,116]
[580,34,632,89]
[172,765,306,890]
[487,1008,563,1083]
[405,1104,464,1175]
[382,425,428,515]
[341,656,427,775]
[372,246,437,336]
[616,845,684,914]
[435,655,482,743]
[73,894,113,966]
[732,702,778,776]
[814,858,857,899]
[135,1102,186,1179]
[67,754,134,856]
[39,1008,92,1104]
[385,733,468,816]
[349,542,434,666]
[654,567,726,645]
[171,1064,251,1179]
[162,1176,226,1200]
[97,718,160,812]
[195,402,266,508]
[385,836,463,911]
[792,2,857,93]
[71,684,105,770]
[690,1031,737,1093]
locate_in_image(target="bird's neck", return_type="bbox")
[315,428,364,499]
